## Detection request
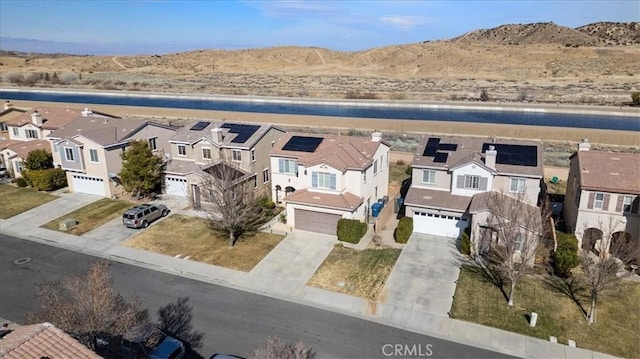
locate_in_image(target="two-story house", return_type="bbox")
[47,116,176,197]
[164,120,285,206]
[404,136,544,252]
[563,139,639,255]
[270,132,390,235]
[0,140,51,178]
[0,100,26,132]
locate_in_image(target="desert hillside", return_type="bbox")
[1,22,639,106]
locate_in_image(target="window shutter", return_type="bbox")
[615,195,624,212]
[312,172,318,188]
[456,176,465,188]
[479,177,488,191]
[330,174,336,190]
[633,197,640,214]
[603,194,610,211]
[587,192,595,209]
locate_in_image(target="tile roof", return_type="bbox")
[48,116,147,146]
[575,151,640,195]
[285,189,363,211]
[469,190,542,229]
[5,139,51,159]
[404,187,471,212]
[0,322,102,359]
[4,107,111,130]
[271,132,389,172]
[170,120,281,148]
[412,136,543,177]
[0,139,22,151]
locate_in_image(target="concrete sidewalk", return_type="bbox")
[0,192,617,359]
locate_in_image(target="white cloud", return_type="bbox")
[379,15,430,29]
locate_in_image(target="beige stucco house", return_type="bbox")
[0,139,51,178]
[563,140,640,254]
[269,131,390,235]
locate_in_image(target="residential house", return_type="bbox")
[47,116,176,197]
[563,139,640,254]
[164,120,285,207]
[0,139,51,178]
[404,136,544,254]
[0,101,26,132]
[270,131,390,235]
[0,322,102,359]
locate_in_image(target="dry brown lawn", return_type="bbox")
[307,245,401,300]
[123,214,285,272]
[41,198,133,235]
[0,184,58,219]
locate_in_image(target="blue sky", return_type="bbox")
[0,0,638,55]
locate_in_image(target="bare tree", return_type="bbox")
[249,336,316,359]
[26,261,147,353]
[201,161,265,247]
[578,217,638,324]
[475,191,545,306]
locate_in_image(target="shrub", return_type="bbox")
[279,213,287,224]
[394,217,413,243]
[632,91,640,106]
[460,228,471,255]
[479,89,491,102]
[16,177,28,187]
[552,232,579,277]
[25,168,67,191]
[337,219,367,244]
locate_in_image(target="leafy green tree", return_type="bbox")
[24,149,53,170]
[552,232,579,277]
[120,140,164,199]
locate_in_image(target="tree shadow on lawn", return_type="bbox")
[543,275,589,319]
[459,257,510,303]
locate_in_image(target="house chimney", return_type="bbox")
[371,130,383,142]
[578,138,590,152]
[211,127,223,144]
[81,107,93,116]
[3,101,13,110]
[31,111,43,126]
[485,145,497,169]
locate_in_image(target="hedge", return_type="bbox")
[23,168,67,191]
[552,232,579,277]
[337,218,368,244]
[394,217,413,243]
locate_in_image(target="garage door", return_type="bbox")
[294,209,342,235]
[71,174,106,196]
[165,176,188,197]
[413,211,468,238]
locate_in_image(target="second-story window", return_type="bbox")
[148,138,157,151]
[363,169,367,183]
[263,168,270,183]
[422,170,436,184]
[312,171,336,190]
[89,149,99,163]
[374,160,378,174]
[510,178,526,193]
[177,145,186,156]
[232,149,242,162]
[278,159,296,174]
[26,129,38,139]
[623,195,633,213]
[251,149,256,162]
[12,128,19,137]
[594,193,605,209]
[464,175,479,189]
[202,148,212,160]
[64,147,75,162]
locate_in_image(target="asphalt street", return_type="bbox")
[0,233,513,359]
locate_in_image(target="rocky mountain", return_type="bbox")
[449,22,600,46]
[576,22,640,45]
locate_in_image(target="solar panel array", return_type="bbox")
[220,123,261,143]
[423,138,441,156]
[422,137,458,163]
[190,121,211,131]
[482,143,538,167]
[433,152,449,163]
[282,136,324,152]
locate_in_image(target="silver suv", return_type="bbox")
[123,204,169,229]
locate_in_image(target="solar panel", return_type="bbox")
[282,136,324,152]
[433,152,449,163]
[220,123,261,143]
[423,137,440,156]
[438,143,458,152]
[190,121,211,131]
[482,143,538,167]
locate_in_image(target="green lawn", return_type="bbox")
[123,214,285,272]
[307,245,401,300]
[450,266,640,358]
[0,184,58,219]
[41,198,133,235]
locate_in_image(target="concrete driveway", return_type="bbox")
[381,233,461,317]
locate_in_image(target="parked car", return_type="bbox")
[0,164,7,177]
[122,204,169,229]
[209,355,245,359]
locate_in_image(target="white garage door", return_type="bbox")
[294,209,342,235]
[165,176,188,197]
[71,174,106,196]
[413,211,468,238]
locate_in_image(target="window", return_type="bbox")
[464,175,479,189]
[380,155,384,172]
[254,175,258,188]
[16,161,24,173]
[148,138,157,151]
[177,145,186,156]
[510,178,526,193]
[514,233,524,252]
[594,193,604,209]
[278,159,296,174]
[232,149,242,162]
[374,160,378,174]
[312,172,336,190]
[251,149,256,162]
[202,148,212,160]
[12,127,18,137]
[26,129,38,139]
[363,169,367,183]
[422,170,436,184]
[623,195,633,213]
[64,147,75,162]
[263,168,270,183]
[89,149,99,163]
